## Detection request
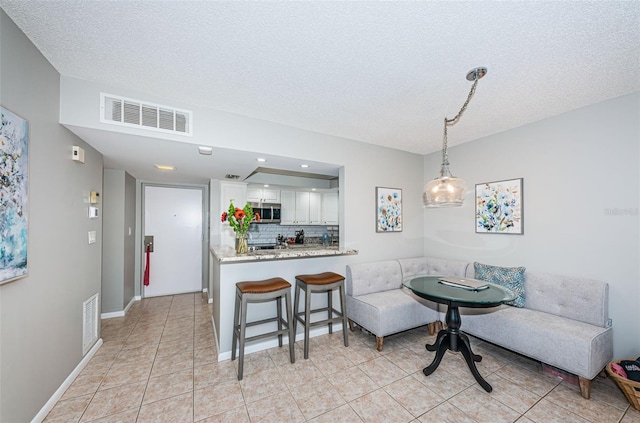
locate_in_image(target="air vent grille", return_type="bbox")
[82,293,99,355]
[101,93,192,136]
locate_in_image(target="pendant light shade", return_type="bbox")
[424,176,466,207]
[424,67,486,208]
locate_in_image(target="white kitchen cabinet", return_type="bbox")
[281,190,311,225]
[246,186,280,203]
[321,192,339,225]
[309,192,322,224]
[211,180,247,248]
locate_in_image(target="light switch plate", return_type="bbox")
[88,231,97,244]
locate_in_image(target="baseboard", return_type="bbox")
[217,323,343,361]
[101,310,124,319]
[123,296,137,313]
[101,296,140,319]
[31,338,103,423]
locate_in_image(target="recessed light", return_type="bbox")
[311,188,317,191]
[300,164,309,168]
[198,146,213,155]
[256,158,267,162]
[263,184,270,188]
[154,164,176,171]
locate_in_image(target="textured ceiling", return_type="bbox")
[1,1,639,180]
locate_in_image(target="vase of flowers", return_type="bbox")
[221,201,254,255]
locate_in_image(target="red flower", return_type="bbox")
[221,211,228,222]
[234,208,246,220]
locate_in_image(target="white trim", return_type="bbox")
[124,296,137,313]
[31,339,103,423]
[216,324,343,361]
[100,296,139,319]
[100,310,124,319]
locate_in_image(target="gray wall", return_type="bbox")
[423,92,640,358]
[0,10,103,423]
[102,170,136,313]
[59,76,426,266]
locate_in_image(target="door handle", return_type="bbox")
[144,235,154,252]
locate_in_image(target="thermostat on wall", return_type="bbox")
[72,146,85,163]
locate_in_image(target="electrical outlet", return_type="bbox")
[606,318,612,327]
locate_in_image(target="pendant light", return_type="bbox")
[424,67,487,207]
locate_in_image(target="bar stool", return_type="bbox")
[231,277,295,380]
[294,272,349,359]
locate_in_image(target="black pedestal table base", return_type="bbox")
[423,304,492,392]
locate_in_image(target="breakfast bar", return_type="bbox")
[210,245,358,361]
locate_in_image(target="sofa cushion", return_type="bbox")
[346,288,439,337]
[523,272,609,327]
[346,260,402,297]
[460,306,613,380]
[398,257,470,280]
[474,262,526,307]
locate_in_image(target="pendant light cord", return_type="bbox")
[440,74,481,177]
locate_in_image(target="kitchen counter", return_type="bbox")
[209,244,358,361]
[211,245,358,263]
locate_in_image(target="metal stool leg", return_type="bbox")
[339,282,349,347]
[231,289,240,361]
[327,288,333,334]
[277,296,283,347]
[285,290,295,364]
[238,294,248,380]
[303,282,311,359]
[293,283,300,337]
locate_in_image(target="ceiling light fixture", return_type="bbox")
[300,164,309,168]
[424,67,487,208]
[198,146,213,155]
[154,164,176,171]
[256,158,267,162]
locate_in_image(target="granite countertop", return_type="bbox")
[211,245,358,263]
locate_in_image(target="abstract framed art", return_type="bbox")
[1,106,29,284]
[475,178,523,235]
[376,187,402,232]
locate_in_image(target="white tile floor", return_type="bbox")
[44,292,640,422]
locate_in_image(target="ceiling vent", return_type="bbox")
[100,93,192,136]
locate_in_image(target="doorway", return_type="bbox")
[142,185,205,297]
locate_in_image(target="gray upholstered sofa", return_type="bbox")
[345,256,613,399]
[345,257,468,351]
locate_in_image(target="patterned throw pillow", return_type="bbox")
[474,262,526,308]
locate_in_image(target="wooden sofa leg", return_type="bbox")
[376,336,384,352]
[348,318,355,332]
[427,322,435,336]
[578,377,591,399]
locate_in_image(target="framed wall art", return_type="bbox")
[1,106,29,284]
[376,187,402,232]
[475,178,523,235]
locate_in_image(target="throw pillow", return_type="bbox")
[474,262,526,307]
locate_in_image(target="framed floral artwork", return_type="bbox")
[376,187,402,232]
[1,106,29,284]
[475,178,523,234]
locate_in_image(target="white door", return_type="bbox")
[144,185,203,297]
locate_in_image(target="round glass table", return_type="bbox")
[403,275,515,392]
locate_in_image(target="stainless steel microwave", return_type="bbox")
[250,202,281,223]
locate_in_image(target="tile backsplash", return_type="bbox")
[247,223,338,245]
